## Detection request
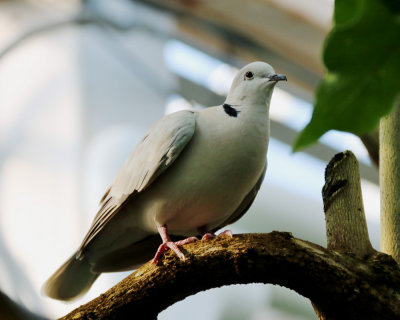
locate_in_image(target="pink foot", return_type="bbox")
[201,233,216,240]
[198,227,233,240]
[219,230,233,238]
[152,225,198,264]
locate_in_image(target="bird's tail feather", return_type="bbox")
[42,253,99,301]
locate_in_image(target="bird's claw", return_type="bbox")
[152,236,198,264]
[201,233,216,240]
[201,230,233,240]
[219,230,233,238]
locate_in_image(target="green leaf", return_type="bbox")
[293,0,400,151]
[333,0,362,25]
[381,0,400,14]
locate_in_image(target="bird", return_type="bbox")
[43,61,286,301]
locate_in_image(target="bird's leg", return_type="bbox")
[198,226,233,240]
[152,225,198,264]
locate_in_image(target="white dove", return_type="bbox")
[43,61,286,301]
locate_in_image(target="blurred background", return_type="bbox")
[0,0,379,319]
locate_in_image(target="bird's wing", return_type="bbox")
[77,110,197,256]
[212,162,267,232]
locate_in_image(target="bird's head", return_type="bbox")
[225,61,286,106]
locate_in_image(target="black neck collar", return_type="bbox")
[223,103,240,118]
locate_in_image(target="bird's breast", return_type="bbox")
[141,106,269,235]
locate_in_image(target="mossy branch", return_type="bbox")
[60,232,400,320]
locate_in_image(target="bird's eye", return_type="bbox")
[245,71,254,80]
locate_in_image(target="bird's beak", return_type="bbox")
[268,74,287,82]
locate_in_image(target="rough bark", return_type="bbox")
[322,150,374,257]
[59,232,400,320]
[315,150,376,320]
[380,103,400,264]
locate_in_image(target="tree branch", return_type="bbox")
[60,232,400,320]
[322,150,374,257]
[318,150,376,319]
[380,103,400,264]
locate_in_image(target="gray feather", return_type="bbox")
[77,110,196,257]
[42,254,99,301]
[213,162,267,231]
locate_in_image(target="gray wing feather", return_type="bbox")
[77,111,196,256]
[212,162,267,232]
